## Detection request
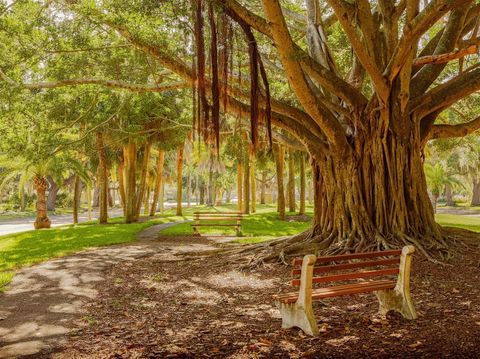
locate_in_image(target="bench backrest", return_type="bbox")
[291,247,414,288]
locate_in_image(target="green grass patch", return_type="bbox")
[161,205,313,244]
[0,271,15,293]
[0,214,183,274]
[435,214,480,232]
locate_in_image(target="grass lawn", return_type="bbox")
[435,214,480,232]
[0,214,183,292]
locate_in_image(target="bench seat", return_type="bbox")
[274,279,396,304]
[274,246,417,335]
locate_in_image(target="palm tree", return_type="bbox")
[424,163,462,213]
[0,154,89,229]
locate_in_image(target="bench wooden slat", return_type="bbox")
[275,280,397,304]
[193,217,242,221]
[193,212,242,215]
[291,258,400,276]
[291,268,399,287]
[291,249,402,266]
[192,224,240,227]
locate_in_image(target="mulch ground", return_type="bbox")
[50,234,480,359]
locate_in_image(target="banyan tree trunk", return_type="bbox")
[287,148,295,213]
[117,159,126,216]
[275,145,286,220]
[307,126,442,256]
[471,178,480,207]
[135,141,152,219]
[299,153,306,215]
[124,138,137,223]
[96,132,108,224]
[187,174,191,207]
[150,149,165,216]
[33,175,51,229]
[260,170,267,205]
[73,175,81,224]
[250,152,256,213]
[237,162,243,212]
[243,154,250,215]
[176,144,184,216]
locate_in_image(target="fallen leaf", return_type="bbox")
[408,341,423,349]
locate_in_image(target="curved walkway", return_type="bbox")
[0,221,198,358]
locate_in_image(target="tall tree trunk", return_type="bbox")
[159,179,164,213]
[144,173,153,215]
[243,154,250,215]
[307,179,313,204]
[199,181,205,205]
[135,141,152,219]
[46,175,59,211]
[250,152,256,213]
[275,145,286,220]
[471,177,480,207]
[176,144,184,216]
[260,170,267,205]
[207,160,214,207]
[33,175,51,229]
[73,175,80,224]
[445,184,455,207]
[150,149,165,216]
[187,174,191,207]
[124,138,137,223]
[96,132,108,224]
[117,159,126,216]
[287,148,296,213]
[299,153,306,215]
[237,161,243,212]
[226,188,231,203]
[87,182,92,221]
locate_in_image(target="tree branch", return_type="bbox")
[413,43,478,66]
[261,0,349,149]
[429,116,480,139]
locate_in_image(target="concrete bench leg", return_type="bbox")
[375,246,417,319]
[276,254,319,336]
[276,300,319,335]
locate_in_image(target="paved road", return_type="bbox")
[0,202,199,236]
[0,209,125,236]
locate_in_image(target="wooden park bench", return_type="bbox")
[191,211,243,236]
[273,246,417,335]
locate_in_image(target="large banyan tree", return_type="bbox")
[2,0,480,257]
[104,0,480,256]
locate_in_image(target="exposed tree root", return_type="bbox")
[175,226,479,269]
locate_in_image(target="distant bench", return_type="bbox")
[191,212,243,236]
[273,246,417,335]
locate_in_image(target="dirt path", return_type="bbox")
[0,221,199,358]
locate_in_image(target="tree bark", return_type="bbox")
[87,182,92,221]
[135,141,152,219]
[117,158,126,216]
[96,132,108,224]
[33,175,51,229]
[144,173,153,215]
[288,148,296,213]
[187,174,191,207]
[150,149,165,216]
[243,153,250,215]
[124,138,137,223]
[299,152,306,215]
[260,170,267,205]
[73,175,81,224]
[176,144,184,216]
[237,161,243,212]
[199,180,205,205]
[275,145,286,220]
[471,178,480,207]
[250,152,256,213]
